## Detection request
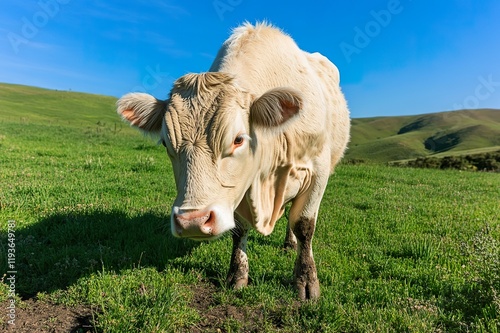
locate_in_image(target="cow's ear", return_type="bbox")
[250,88,303,128]
[117,93,166,134]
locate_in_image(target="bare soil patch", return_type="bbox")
[1,299,95,333]
[1,282,296,332]
[185,283,294,333]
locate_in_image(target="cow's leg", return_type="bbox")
[290,216,320,300]
[226,222,249,289]
[289,169,329,300]
[284,221,297,250]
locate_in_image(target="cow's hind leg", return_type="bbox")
[291,216,320,300]
[226,221,249,289]
[289,167,330,300]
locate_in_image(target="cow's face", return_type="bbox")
[118,72,302,240]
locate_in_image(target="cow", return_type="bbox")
[117,22,350,300]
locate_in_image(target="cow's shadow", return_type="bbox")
[5,210,197,298]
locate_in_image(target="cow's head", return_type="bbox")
[117,72,302,240]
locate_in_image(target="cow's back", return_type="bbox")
[306,52,350,169]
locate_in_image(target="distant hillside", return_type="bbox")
[0,83,120,127]
[346,109,500,163]
[1,83,499,163]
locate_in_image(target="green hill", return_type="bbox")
[0,82,121,128]
[1,83,499,163]
[347,109,500,163]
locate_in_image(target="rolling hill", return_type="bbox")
[347,109,500,162]
[1,82,499,163]
[0,82,120,128]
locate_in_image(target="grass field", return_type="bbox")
[1,84,499,332]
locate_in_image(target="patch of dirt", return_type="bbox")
[1,299,95,333]
[187,284,262,333]
[185,283,296,333]
[1,283,296,332]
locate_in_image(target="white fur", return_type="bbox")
[117,22,350,237]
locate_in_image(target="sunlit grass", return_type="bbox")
[1,84,499,331]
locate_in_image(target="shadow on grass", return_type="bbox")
[3,210,197,297]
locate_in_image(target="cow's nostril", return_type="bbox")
[204,211,214,225]
[200,211,215,234]
[172,209,216,237]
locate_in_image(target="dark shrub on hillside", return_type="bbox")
[398,151,500,172]
[440,156,466,170]
[342,158,366,165]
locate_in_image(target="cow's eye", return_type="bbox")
[233,135,244,146]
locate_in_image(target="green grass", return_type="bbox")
[1,83,500,332]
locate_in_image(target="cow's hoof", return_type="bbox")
[295,278,320,301]
[227,276,248,289]
[233,278,248,289]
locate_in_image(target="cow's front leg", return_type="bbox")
[292,216,320,300]
[226,222,249,289]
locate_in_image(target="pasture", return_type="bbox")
[0,85,499,332]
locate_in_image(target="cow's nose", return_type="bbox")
[172,209,215,238]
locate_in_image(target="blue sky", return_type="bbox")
[1,0,499,118]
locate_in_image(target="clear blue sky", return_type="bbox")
[1,0,499,118]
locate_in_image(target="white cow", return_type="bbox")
[117,22,350,300]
